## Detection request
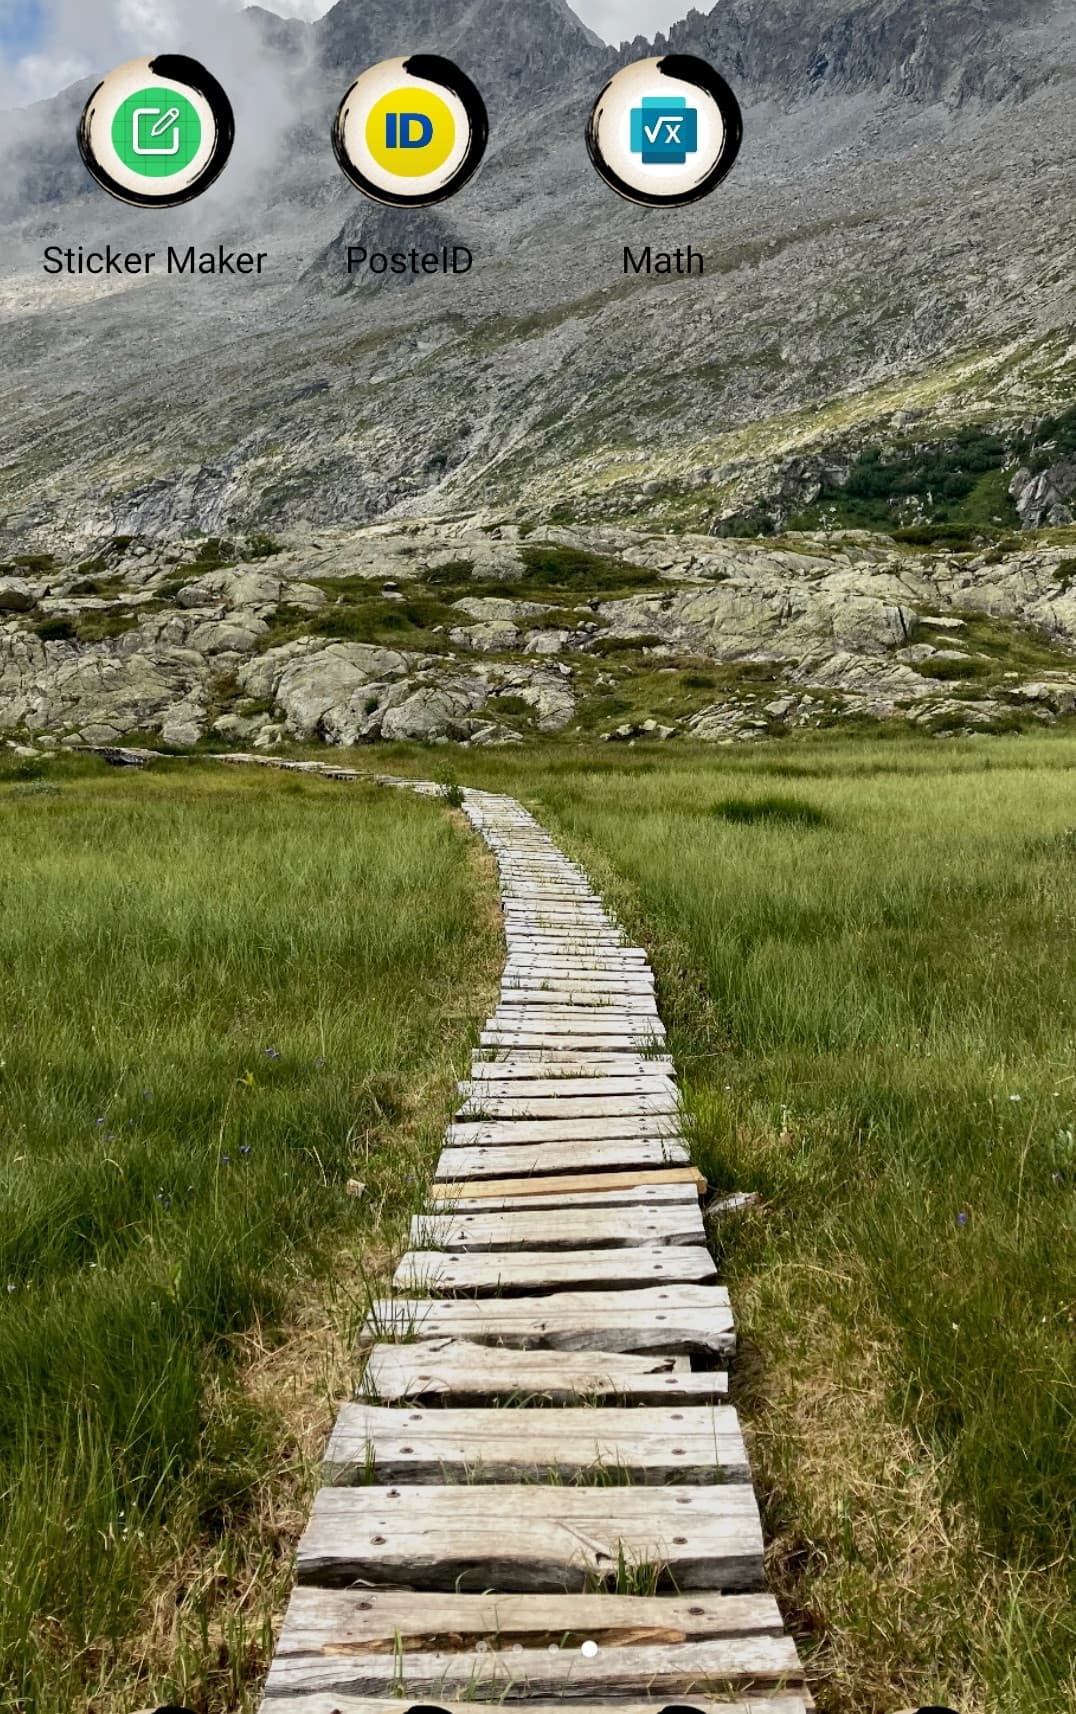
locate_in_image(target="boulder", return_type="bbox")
[448,620,520,652]
[379,685,485,742]
[0,578,35,613]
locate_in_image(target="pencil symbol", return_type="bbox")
[132,105,182,156]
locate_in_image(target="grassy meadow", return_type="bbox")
[2,732,1074,1714]
[373,731,1076,1714]
[0,754,497,1714]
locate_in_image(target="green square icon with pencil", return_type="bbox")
[111,86,202,178]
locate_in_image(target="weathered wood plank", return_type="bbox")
[266,1638,803,1701]
[443,1186,701,1213]
[410,1205,706,1252]
[364,1285,736,1356]
[481,1033,665,1051]
[459,1076,677,1099]
[503,963,653,976]
[270,1587,785,1655]
[505,947,648,961]
[326,1404,749,1484]
[446,1116,682,1146]
[436,1139,691,1180]
[458,1094,679,1119]
[261,1696,810,1714]
[468,1057,674,1079]
[393,1243,717,1295]
[359,1340,727,1404]
[475,1048,672,1066]
[496,994,661,1013]
[295,1484,765,1591]
[490,1011,664,1030]
[265,1631,798,1700]
[430,1166,706,1203]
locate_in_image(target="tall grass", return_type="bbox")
[0,756,496,1713]
[368,733,1076,1714]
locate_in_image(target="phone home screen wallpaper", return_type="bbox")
[0,3,1074,1714]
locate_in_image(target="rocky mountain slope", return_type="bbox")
[1,0,1075,750]
[4,521,1076,752]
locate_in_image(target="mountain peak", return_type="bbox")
[315,0,609,104]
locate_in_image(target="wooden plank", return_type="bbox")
[265,1637,802,1701]
[295,1484,765,1591]
[444,1186,701,1213]
[326,1404,749,1484]
[469,1057,674,1079]
[459,1075,678,1098]
[360,1340,728,1404]
[504,935,630,947]
[503,974,651,986]
[410,1205,706,1252]
[457,1094,679,1118]
[364,1285,736,1356]
[496,992,661,1011]
[490,1007,664,1021]
[430,1166,706,1202]
[436,1139,691,1180]
[483,1024,665,1041]
[504,947,647,958]
[261,1696,809,1714]
[393,1244,718,1295]
[446,1116,683,1146]
[498,975,647,987]
[270,1587,785,1654]
[504,951,649,963]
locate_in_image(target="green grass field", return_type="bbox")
[2,735,1074,1714]
[0,756,497,1714]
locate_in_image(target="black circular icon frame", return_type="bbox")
[586,53,744,208]
[77,55,235,209]
[332,53,489,209]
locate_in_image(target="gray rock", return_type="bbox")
[448,620,520,652]
[525,629,572,655]
[379,685,484,742]
[1011,461,1076,530]
[0,579,35,613]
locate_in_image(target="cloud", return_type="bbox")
[0,0,690,110]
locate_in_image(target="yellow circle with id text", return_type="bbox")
[365,85,456,178]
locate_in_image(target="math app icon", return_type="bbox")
[587,55,742,208]
[78,57,235,208]
[333,56,488,208]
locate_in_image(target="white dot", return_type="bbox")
[581,1640,599,1658]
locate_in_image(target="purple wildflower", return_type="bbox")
[957,1211,968,1227]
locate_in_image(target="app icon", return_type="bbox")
[333,55,488,208]
[78,55,234,207]
[630,96,698,167]
[587,54,742,208]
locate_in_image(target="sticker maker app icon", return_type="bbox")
[333,55,488,208]
[588,54,742,208]
[78,56,234,207]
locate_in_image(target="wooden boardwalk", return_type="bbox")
[247,778,808,1714]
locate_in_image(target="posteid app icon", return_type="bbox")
[587,55,742,208]
[79,56,234,208]
[333,55,488,208]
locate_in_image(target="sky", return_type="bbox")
[0,0,687,110]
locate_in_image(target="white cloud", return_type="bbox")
[0,0,689,109]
